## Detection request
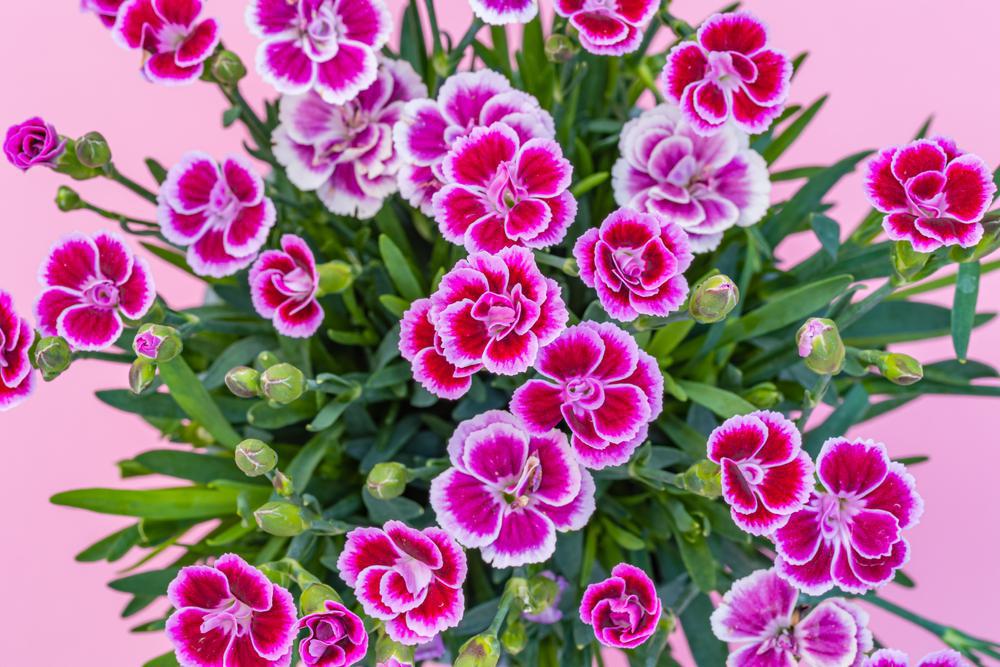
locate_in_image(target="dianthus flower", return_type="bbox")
[469,0,537,25]
[113,0,221,85]
[250,234,324,338]
[4,117,66,172]
[399,298,481,400]
[580,563,662,649]
[864,650,970,667]
[554,0,659,56]
[0,290,35,411]
[295,600,368,667]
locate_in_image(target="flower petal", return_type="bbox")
[481,507,556,568]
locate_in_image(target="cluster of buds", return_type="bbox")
[129,324,182,394]
[225,352,306,405]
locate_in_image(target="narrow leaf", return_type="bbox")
[951,261,981,361]
[159,356,242,449]
[378,234,424,302]
[52,486,263,520]
[677,381,756,419]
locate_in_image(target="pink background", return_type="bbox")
[2,1,998,664]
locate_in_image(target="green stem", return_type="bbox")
[423,0,443,54]
[103,163,157,205]
[835,280,894,330]
[490,25,513,79]
[73,351,134,363]
[486,586,517,636]
[797,374,832,430]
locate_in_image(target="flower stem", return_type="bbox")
[797,373,832,430]
[103,163,157,205]
[486,585,517,636]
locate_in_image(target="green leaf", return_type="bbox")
[952,261,981,361]
[130,450,260,486]
[379,294,411,318]
[248,398,314,429]
[681,594,729,665]
[762,94,828,164]
[52,486,265,520]
[571,172,609,197]
[804,384,868,455]
[286,431,336,491]
[158,356,241,449]
[143,651,180,667]
[809,214,841,259]
[307,396,355,432]
[677,381,756,419]
[362,488,423,523]
[602,519,646,550]
[109,567,180,595]
[222,106,242,127]
[75,524,141,563]
[676,532,717,593]
[144,159,168,185]
[95,389,248,424]
[843,300,994,347]
[659,415,708,459]
[378,234,424,302]
[398,0,428,74]
[646,320,695,361]
[200,336,274,390]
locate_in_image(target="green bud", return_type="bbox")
[689,274,739,324]
[877,352,923,386]
[54,139,101,180]
[210,50,247,86]
[261,363,306,404]
[366,462,408,500]
[375,635,415,666]
[75,131,112,169]
[501,618,527,655]
[34,336,72,381]
[316,260,355,294]
[454,634,501,667]
[129,358,157,394]
[680,460,722,499]
[741,382,783,409]
[55,185,83,212]
[432,50,450,78]
[255,350,281,371]
[253,501,310,537]
[133,323,182,362]
[796,318,845,375]
[891,241,931,282]
[272,470,294,496]
[300,583,341,615]
[225,366,262,398]
[544,34,575,62]
[234,439,277,477]
[524,574,559,616]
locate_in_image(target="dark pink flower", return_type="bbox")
[337,521,467,646]
[863,137,996,252]
[295,600,368,667]
[660,11,791,135]
[82,0,126,27]
[510,321,663,469]
[430,410,595,568]
[865,650,970,667]
[113,0,221,85]
[157,152,277,278]
[612,104,771,252]
[574,208,692,322]
[433,122,577,253]
[554,0,659,56]
[774,438,923,595]
[580,563,662,649]
[469,0,537,25]
[429,246,568,376]
[166,553,297,667]
[707,411,814,536]
[247,0,392,104]
[274,58,426,219]
[36,232,155,351]
[250,234,324,338]
[399,298,480,400]
[4,117,66,172]
[711,569,872,667]
[0,290,36,412]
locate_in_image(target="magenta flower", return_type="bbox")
[295,600,368,667]
[429,246,568,376]
[554,0,659,56]
[612,104,771,252]
[36,232,155,351]
[133,328,165,359]
[166,553,297,667]
[4,117,66,172]
[774,438,923,595]
[574,208,692,322]
[432,122,577,253]
[399,298,480,400]
[661,11,791,135]
[337,521,467,646]
[430,410,596,568]
[250,234,324,339]
[0,291,36,412]
[113,0,221,85]
[864,137,996,252]
[707,411,814,536]
[157,152,277,278]
[510,321,663,469]
[469,0,537,25]
[865,650,970,667]
[247,0,392,105]
[394,70,555,215]
[82,0,126,27]
[711,569,872,667]
[522,571,568,624]
[274,59,426,219]
[580,563,662,649]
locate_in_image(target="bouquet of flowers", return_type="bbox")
[5,1,999,665]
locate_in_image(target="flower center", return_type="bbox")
[302,2,344,60]
[564,377,604,408]
[473,293,520,338]
[158,23,190,51]
[84,280,120,309]
[394,555,434,595]
[816,492,862,541]
[308,618,347,659]
[486,162,522,214]
[200,598,253,639]
[504,454,542,507]
[738,461,765,486]
[612,247,645,282]
[283,267,315,297]
[208,179,240,226]
[706,51,746,91]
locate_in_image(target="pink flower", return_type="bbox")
[394,70,555,215]
[611,104,771,252]
[660,11,791,135]
[399,298,480,400]
[469,0,537,25]
[274,59,426,219]
[113,0,221,85]
[510,321,663,469]
[573,208,692,322]
[774,438,924,595]
[82,0,126,27]
[580,563,662,649]
[4,117,66,172]
[166,553,297,667]
[295,600,368,667]
[863,137,996,252]
[247,0,392,104]
[554,0,659,56]
[864,650,970,667]
[0,290,36,412]
[711,569,872,667]
[429,246,568,376]
[157,152,277,278]
[707,411,814,536]
[433,122,576,253]
[337,521,467,646]
[35,231,155,351]
[250,235,324,338]
[430,410,596,568]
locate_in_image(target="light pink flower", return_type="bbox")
[166,553,297,667]
[510,321,663,469]
[157,152,277,278]
[250,234,324,338]
[247,0,392,104]
[113,0,221,85]
[707,411,814,536]
[864,137,996,252]
[554,0,659,56]
[0,290,36,411]
[774,438,924,595]
[82,0,126,27]
[660,11,791,135]
[295,600,368,667]
[864,650,970,667]
[430,411,596,568]
[469,0,537,25]
[574,208,692,322]
[612,103,771,252]
[35,231,155,351]
[399,298,481,400]
[4,117,66,172]
[337,521,467,646]
[274,58,426,219]
[711,569,872,667]
[580,563,662,649]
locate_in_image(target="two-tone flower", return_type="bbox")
[0,291,35,411]
[554,0,659,56]
[469,0,537,25]
[580,564,662,649]
[295,600,368,667]
[250,234,324,338]
[113,0,221,85]
[4,117,66,172]
[398,298,480,400]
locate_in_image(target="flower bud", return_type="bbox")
[210,50,247,86]
[796,318,845,375]
[300,583,342,614]
[741,382,783,409]
[680,460,722,498]
[255,350,281,370]
[253,501,310,537]
[129,358,156,394]
[272,469,294,496]
[133,324,182,362]
[316,260,354,294]
[261,363,306,404]
[501,618,527,655]
[545,33,575,62]
[366,462,408,499]
[375,635,415,667]
[234,439,277,477]
[689,274,739,324]
[524,573,560,616]
[891,241,930,282]
[55,185,83,212]
[454,634,501,667]
[225,366,262,398]
[34,336,71,381]
[877,352,923,386]
[75,131,112,169]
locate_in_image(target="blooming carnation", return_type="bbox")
[399,298,480,400]
[113,0,221,85]
[469,0,537,25]
[580,563,662,649]
[554,0,659,56]
[865,650,970,667]
[0,290,36,411]
[4,117,66,172]
[295,600,368,667]
[250,234,324,338]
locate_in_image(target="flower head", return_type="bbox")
[554,0,659,56]
[82,0,127,27]
[469,0,537,25]
[337,521,467,646]
[774,438,923,595]
[0,291,36,411]
[166,553,297,667]
[510,321,663,469]
[295,600,368,667]
[36,231,155,351]
[4,117,66,172]
[660,11,791,135]
[864,650,970,667]
[250,234,324,338]
[157,152,277,277]
[864,136,996,252]
[113,0,221,85]
[430,410,596,568]
[399,297,481,400]
[580,563,662,649]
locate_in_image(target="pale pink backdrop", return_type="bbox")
[1,2,997,665]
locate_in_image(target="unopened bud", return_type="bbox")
[891,241,931,282]
[680,460,722,498]
[272,469,294,496]
[524,574,559,616]
[55,185,83,212]
[300,583,341,615]
[366,462,408,499]
[225,366,261,398]
[254,501,310,537]
[454,634,501,667]
[75,131,112,168]
[210,50,247,86]
[545,33,575,62]
[129,358,156,394]
[689,274,739,324]
[34,336,71,381]
[742,382,783,409]
[234,439,277,477]
[261,363,306,404]
[796,318,845,375]
[255,350,281,371]
[501,618,527,655]
[133,324,182,362]
[317,260,354,294]
[877,353,923,386]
